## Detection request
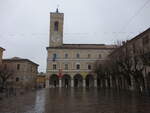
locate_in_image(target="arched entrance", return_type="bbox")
[62,74,71,88]
[49,74,59,87]
[97,77,101,88]
[85,74,94,88]
[74,74,83,88]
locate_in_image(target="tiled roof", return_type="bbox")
[3,57,39,66]
[109,27,150,56]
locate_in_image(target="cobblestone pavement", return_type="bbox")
[0,88,150,113]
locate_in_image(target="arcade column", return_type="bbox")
[59,78,62,88]
[83,79,86,87]
[46,76,50,88]
[94,79,97,87]
[71,79,74,87]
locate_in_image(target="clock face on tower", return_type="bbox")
[51,36,61,43]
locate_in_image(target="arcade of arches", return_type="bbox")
[48,73,150,90]
[49,74,97,88]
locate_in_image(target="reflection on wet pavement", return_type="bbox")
[0,88,150,113]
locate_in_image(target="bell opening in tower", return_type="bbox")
[54,21,59,31]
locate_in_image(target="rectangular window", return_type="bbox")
[88,65,91,70]
[16,77,19,82]
[65,53,68,58]
[88,54,91,58]
[132,43,136,54]
[17,64,20,70]
[65,64,68,70]
[53,53,57,61]
[143,36,149,45]
[99,54,102,59]
[53,64,57,70]
[4,64,7,69]
[76,53,80,58]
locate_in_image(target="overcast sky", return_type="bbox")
[0,0,150,72]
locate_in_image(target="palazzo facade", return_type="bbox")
[46,9,115,88]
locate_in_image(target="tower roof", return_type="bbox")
[3,57,39,66]
[56,8,59,13]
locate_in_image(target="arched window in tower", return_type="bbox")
[54,21,59,31]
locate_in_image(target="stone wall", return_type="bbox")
[3,57,38,89]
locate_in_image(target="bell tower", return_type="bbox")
[49,8,64,47]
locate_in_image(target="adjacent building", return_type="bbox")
[109,28,150,91]
[0,47,5,64]
[46,9,116,88]
[36,72,46,88]
[3,57,39,89]
[0,47,5,90]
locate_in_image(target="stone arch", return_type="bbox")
[97,76,101,88]
[97,75,106,88]
[62,74,71,88]
[73,74,83,88]
[85,74,94,88]
[49,74,59,87]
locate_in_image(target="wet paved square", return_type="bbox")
[0,88,150,113]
